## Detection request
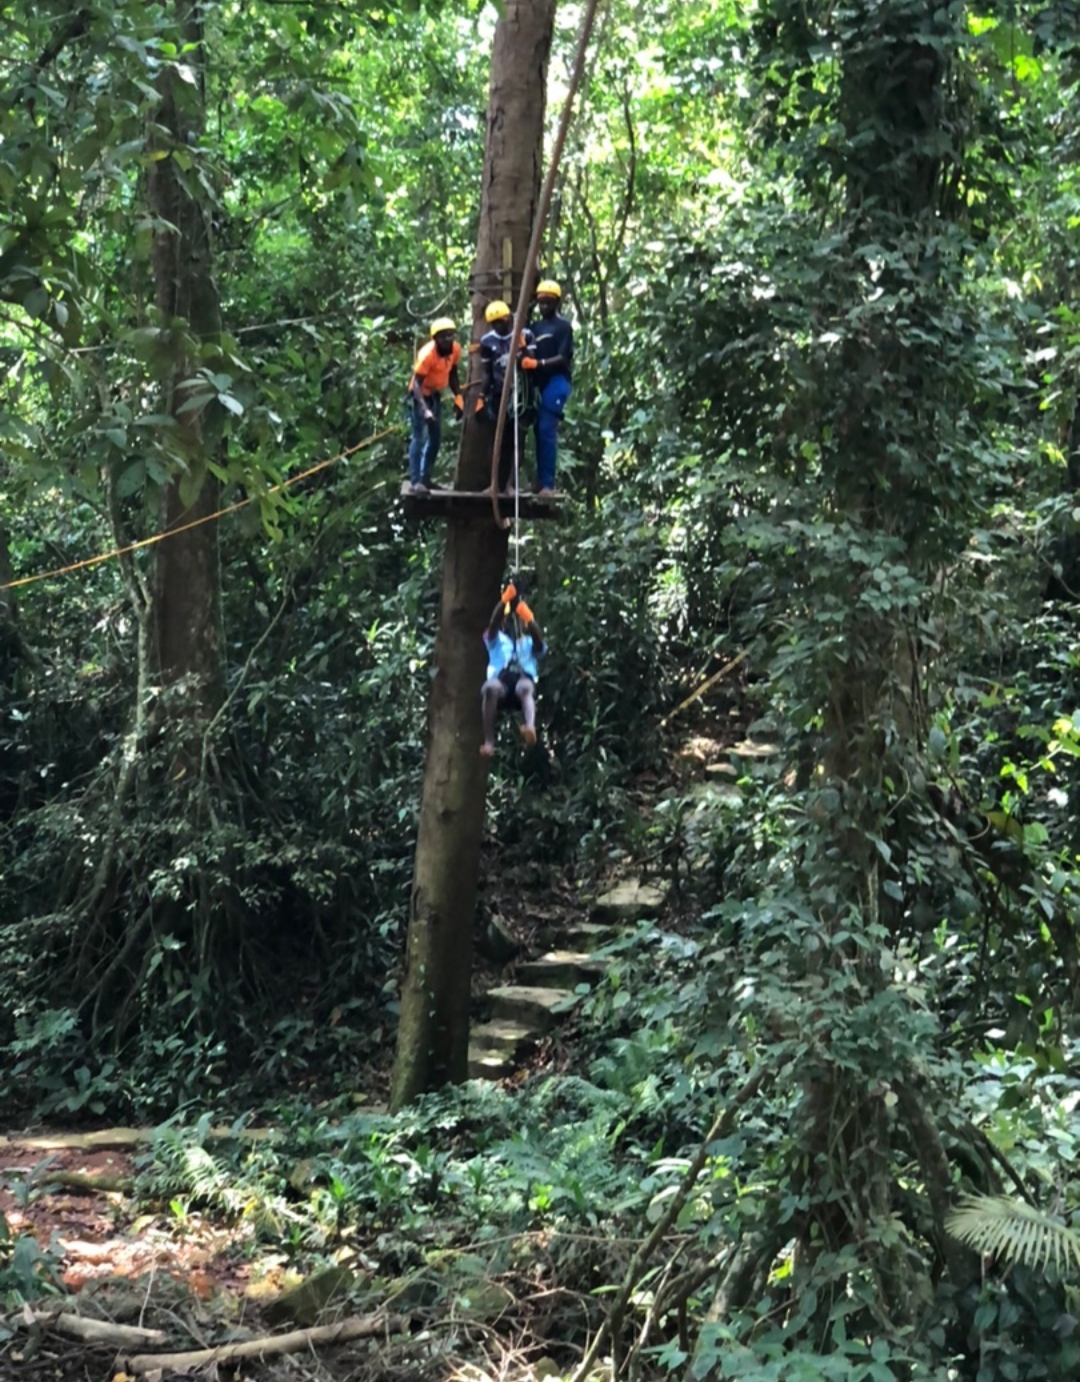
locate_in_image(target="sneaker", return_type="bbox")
[534,487,555,499]
[414,480,430,494]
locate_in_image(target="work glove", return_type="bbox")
[520,356,538,371]
[515,600,534,626]
[452,394,464,417]
[500,583,518,606]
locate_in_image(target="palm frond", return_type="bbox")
[946,1194,1080,1275]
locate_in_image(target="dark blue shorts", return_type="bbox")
[498,667,531,712]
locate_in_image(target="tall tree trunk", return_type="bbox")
[147,0,223,723]
[390,0,557,1111]
[792,0,978,1312]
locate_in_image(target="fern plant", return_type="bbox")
[946,1195,1080,1274]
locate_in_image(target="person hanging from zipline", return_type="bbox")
[407,317,463,494]
[480,583,546,758]
[525,279,573,498]
[479,300,537,496]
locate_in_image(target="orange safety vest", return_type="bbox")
[411,340,462,397]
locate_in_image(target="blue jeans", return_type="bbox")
[535,374,571,491]
[408,394,441,486]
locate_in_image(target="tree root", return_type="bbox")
[896,1079,978,1290]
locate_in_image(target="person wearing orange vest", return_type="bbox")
[408,317,463,493]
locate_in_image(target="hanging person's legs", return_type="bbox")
[480,671,514,757]
[515,675,537,744]
[480,668,529,756]
[534,375,572,497]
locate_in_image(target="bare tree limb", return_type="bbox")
[123,1313,408,1375]
[18,1309,167,1348]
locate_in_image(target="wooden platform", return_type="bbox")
[399,482,564,521]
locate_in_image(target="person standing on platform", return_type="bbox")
[479,300,536,495]
[407,317,463,493]
[525,280,573,498]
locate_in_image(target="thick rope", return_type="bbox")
[488,0,604,530]
[0,424,399,594]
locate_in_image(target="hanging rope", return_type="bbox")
[512,353,521,576]
[0,424,400,594]
[487,0,603,532]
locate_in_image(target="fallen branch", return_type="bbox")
[569,1064,769,1382]
[123,1313,408,1375]
[19,1309,167,1348]
[0,1125,279,1154]
[658,648,749,730]
[38,1170,131,1194]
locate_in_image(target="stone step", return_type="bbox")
[516,950,607,991]
[468,1050,516,1080]
[592,880,667,924]
[487,984,577,1030]
[729,739,781,760]
[559,920,618,952]
[470,1019,535,1054]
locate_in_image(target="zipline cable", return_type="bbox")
[487,0,603,532]
[0,424,400,594]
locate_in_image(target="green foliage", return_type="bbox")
[0,1212,63,1309]
[4,1,1080,1379]
[947,1195,1080,1275]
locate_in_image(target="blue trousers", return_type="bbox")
[408,394,441,486]
[535,374,571,491]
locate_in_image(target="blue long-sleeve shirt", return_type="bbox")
[528,312,573,381]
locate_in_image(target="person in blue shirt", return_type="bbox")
[524,279,573,497]
[480,584,546,757]
[479,300,536,494]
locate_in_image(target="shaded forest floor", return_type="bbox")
[0,678,758,1381]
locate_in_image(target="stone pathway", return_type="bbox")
[468,880,667,1079]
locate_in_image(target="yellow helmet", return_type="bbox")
[430,316,456,337]
[535,279,561,299]
[485,300,511,322]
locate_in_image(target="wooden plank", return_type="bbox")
[399,482,564,522]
